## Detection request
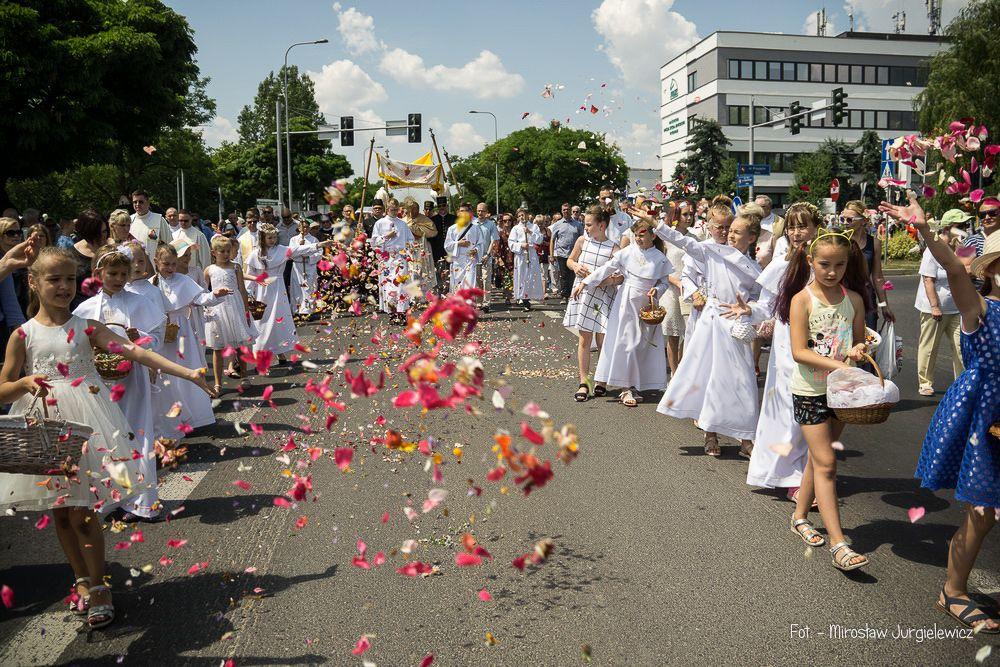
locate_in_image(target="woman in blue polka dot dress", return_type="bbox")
[881,194,1000,634]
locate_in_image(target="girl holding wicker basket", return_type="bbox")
[777,229,873,572]
[0,247,215,629]
[73,244,167,523]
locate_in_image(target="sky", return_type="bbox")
[172,0,967,177]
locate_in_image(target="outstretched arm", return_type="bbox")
[879,192,984,331]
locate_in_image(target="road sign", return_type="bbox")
[255,198,279,208]
[731,196,743,211]
[385,120,408,137]
[737,174,754,187]
[880,138,896,179]
[830,178,841,202]
[737,163,771,176]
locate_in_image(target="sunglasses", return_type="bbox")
[2,229,22,238]
[981,209,1000,218]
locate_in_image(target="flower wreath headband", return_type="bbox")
[808,227,854,254]
[94,244,135,270]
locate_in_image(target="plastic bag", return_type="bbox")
[826,366,900,408]
[874,321,903,380]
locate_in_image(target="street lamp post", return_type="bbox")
[283,38,328,213]
[469,110,500,214]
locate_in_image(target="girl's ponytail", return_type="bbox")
[843,241,875,316]
[774,244,811,323]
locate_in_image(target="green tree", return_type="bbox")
[216,66,352,212]
[707,156,739,199]
[0,0,203,207]
[450,124,627,212]
[787,152,833,207]
[684,118,731,195]
[854,130,883,206]
[916,0,1000,136]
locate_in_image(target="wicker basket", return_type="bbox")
[832,353,896,425]
[95,323,130,381]
[248,298,266,321]
[164,319,179,344]
[639,295,666,326]
[0,396,91,475]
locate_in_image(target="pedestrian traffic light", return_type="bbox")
[831,87,848,127]
[408,113,421,143]
[788,101,803,135]
[340,116,354,146]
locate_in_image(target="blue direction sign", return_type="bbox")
[736,174,754,187]
[738,163,771,176]
[880,138,896,179]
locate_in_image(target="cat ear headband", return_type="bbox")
[808,227,854,254]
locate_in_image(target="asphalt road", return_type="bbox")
[0,275,996,666]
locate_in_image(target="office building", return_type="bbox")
[660,31,947,206]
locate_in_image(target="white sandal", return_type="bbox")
[86,585,115,629]
[69,577,90,616]
[830,541,869,571]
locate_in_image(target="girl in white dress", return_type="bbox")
[723,204,821,497]
[152,244,225,435]
[73,245,167,521]
[247,223,333,363]
[508,209,545,310]
[659,200,696,375]
[444,210,482,293]
[564,207,619,401]
[639,207,762,458]
[572,218,672,408]
[0,247,214,629]
[681,196,732,344]
[288,219,320,317]
[204,235,255,393]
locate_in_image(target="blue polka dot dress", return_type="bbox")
[915,298,1000,508]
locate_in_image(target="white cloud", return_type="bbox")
[308,59,387,115]
[333,2,383,55]
[803,10,837,35]
[592,0,699,91]
[200,116,238,147]
[379,48,524,98]
[445,122,487,155]
[524,112,548,129]
[608,122,659,168]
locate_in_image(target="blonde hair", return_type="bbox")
[93,243,131,272]
[0,217,19,236]
[108,208,131,228]
[210,235,233,253]
[843,200,866,218]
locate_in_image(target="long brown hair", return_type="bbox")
[775,233,873,323]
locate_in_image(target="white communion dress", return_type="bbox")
[580,242,673,391]
[655,223,762,441]
[0,316,146,512]
[204,264,257,350]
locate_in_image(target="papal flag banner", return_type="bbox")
[377,152,445,192]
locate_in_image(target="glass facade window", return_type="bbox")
[729,59,739,79]
[724,58,932,89]
[850,109,862,128]
[769,61,781,80]
[797,63,809,81]
[810,63,823,82]
[876,111,888,128]
[864,65,876,84]
[687,71,697,91]
[741,60,753,79]
[878,66,890,85]
[783,62,795,80]
[851,65,863,83]
[837,64,850,83]
[754,61,767,79]
[824,64,836,82]
[864,110,876,127]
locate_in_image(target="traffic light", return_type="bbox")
[788,100,803,135]
[407,113,422,143]
[831,87,848,127]
[340,116,354,146]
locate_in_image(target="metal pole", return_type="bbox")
[180,169,186,209]
[283,63,293,212]
[748,96,755,200]
[492,114,499,214]
[441,148,463,199]
[176,170,181,207]
[357,136,376,235]
[276,99,284,208]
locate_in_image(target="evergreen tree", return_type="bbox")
[683,118,731,195]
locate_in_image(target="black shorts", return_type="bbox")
[792,393,834,425]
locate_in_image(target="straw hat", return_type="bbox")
[969,231,1000,279]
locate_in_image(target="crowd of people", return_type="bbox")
[0,178,996,634]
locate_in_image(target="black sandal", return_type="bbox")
[574,384,589,402]
[936,590,1000,633]
[593,384,607,397]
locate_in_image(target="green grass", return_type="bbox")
[883,257,921,273]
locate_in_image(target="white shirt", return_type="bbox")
[914,248,958,314]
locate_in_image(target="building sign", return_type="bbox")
[666,115,685,136]
[669,79,678,100]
